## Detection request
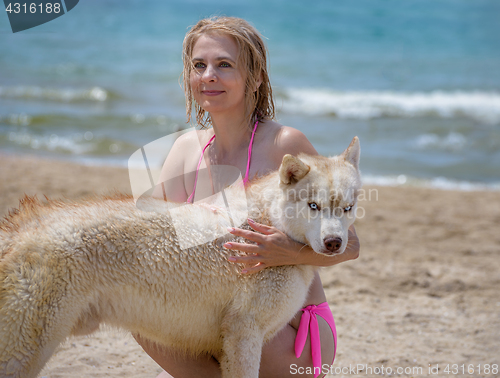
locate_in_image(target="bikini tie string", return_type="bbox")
[294,302,337,378]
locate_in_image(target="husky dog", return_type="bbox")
[0,137,361,378]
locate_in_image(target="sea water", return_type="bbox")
[1,0,499,190]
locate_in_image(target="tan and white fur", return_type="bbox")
[0,137,361,378]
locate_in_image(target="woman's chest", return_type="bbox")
[183,136,278,202]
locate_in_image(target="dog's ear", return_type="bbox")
[341,136,360,170]
[279,155,310,184]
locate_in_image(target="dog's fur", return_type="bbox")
[0,137,361,378]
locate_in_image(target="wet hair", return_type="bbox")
[182,16,276,129]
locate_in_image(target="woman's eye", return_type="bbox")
[308,202,319,211]
[344,205,353,212]
[219,61,231,68]
[194,62,205,69]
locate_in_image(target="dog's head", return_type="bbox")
[277,136,361,256]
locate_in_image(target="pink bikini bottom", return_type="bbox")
[295,302,337,378]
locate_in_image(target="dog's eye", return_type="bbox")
[344,205,353,212]
[308,202,319,211]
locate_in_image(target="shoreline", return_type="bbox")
[2,151,499,197]
[1,154,499,377]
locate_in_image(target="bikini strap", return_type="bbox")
[295,302,337,377]
[187,120,259,203]
[186,134,215,204]
[243,119,259,185]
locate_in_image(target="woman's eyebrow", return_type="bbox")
[216,57,236,63]
[192,57,236,63]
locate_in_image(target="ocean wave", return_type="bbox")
[0,85,113,103]
[6,130,94,154]
[363,174,500,192]
[4,130,135,156]
[279,89,500,124]
[0,112,182,134]
[413,132,467,151]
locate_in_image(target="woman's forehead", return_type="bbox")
[192,33,239,58]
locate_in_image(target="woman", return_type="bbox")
[135,16,360,378]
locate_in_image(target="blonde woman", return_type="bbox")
[135,16,360,378]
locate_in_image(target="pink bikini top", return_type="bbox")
[187,120,258,203]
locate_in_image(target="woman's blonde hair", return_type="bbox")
[182,16,275,129]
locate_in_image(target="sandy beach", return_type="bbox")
[1,153,499,378]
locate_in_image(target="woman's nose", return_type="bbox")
[201,65,217,82]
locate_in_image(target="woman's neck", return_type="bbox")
[210,112,254,159]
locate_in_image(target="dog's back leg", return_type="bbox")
[0,335,68,378]
[0,289,85,378]
[0,297,68,378]
[0,254,83,378]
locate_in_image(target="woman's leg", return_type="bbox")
[135,273,334,378]
[259,315,334,378]
[134,334,221,378]
[135,314,334,378]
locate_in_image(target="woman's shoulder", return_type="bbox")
[162,128,212,170]
[169,129,214,163]
[174,128,212,147]
[260,119,318,159]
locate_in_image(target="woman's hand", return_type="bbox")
[225,219,360,274]
[224,219,305,274]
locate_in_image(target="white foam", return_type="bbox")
[413,132,467,151]
[0,85,109,102]
[280,88,500,124]
[363,174,500,192]
[8,131,95,154]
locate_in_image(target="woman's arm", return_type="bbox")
[151,132,194,202]
[225,222,359,274]
[226,125,360,273]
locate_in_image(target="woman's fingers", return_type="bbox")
[226,219,277,244]
[225,220,301,274]
[226,252,267,275]
[224,241,261,254]
[226,226,267,244]
[241,262,267,274]
[227,253,264,265]
[247,218,274,234]
[226,254,267,274]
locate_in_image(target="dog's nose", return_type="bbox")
[324,237,342,252]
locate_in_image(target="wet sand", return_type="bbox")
[1,153,499,378]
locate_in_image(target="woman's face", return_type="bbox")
[189,33,247,118]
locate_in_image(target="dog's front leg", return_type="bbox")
[219,316,264,378]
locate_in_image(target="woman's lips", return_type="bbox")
[202,90,224,96]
